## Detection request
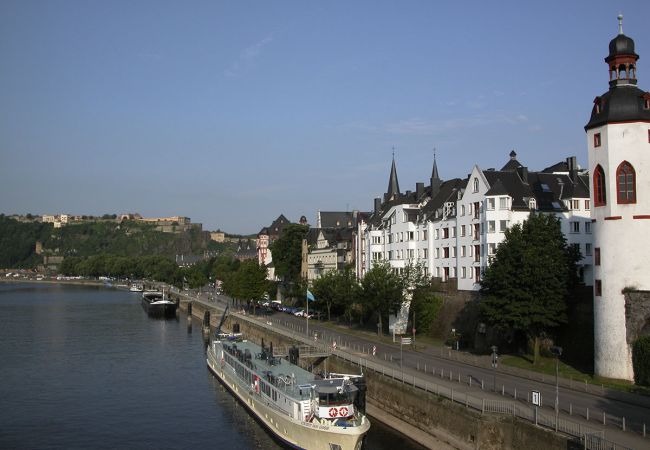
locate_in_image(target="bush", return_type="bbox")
[632,336,650,386]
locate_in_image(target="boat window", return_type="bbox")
[318,392,349,405]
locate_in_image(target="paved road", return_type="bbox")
[172,289,649,449]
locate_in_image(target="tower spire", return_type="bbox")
[618,13,623,35]
[430,147,442,196]
[384,150,400,202]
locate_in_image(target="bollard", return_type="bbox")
[586,408,589,421]
[643,423,646,437]
[622,416,625,431]
[603,412,606,425]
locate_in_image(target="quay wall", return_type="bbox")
[174,295,570,450]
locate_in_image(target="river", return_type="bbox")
[0,283,426,449]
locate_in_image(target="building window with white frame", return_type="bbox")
[423,230,428,241]
[499,197,509,210]
[488,221,495,233]
[486,198,495,210]
[585,199,590,210]
[585,243,592,256]
[423,248,428,258]
[499,220,509,232]
[488,243,496,255]
[461,205,465,216]
[461,266,466,278]
[460,225,466,237]
[570,221,580,233]
[473,178,479,193]
[585,222,591,234]
[461,245,466,257]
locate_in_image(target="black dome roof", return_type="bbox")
[585,86,650,130]
[609,34,636,57]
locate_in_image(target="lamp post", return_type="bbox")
[551,345,563,423]
[491,345,498,392]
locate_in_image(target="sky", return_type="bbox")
[1,1,649,235]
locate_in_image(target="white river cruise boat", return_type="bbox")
[206,331,370,449]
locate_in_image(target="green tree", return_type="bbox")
[311,266,358,321]
[410,287,443,335]
[358,261,404,334]
[268,224,308,289]
[632,336,650,386]
[480,213,580,364]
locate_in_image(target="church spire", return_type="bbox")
[430,148,442,196]
[384,150,400,202]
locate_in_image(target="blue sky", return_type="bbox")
[1,1,649,234]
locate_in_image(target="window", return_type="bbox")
[473,224,480,239]
[594,248,600,266]
[443,247,450,258]
[461,266,466,278]
[434,229,439,240]
[586,244,592,256]
[594,165,606,207]
[435,248,440,259]
[499,197,509,210]
[451,227,456,238]
[451,247,456,258]
[595,280,602,297]
[585,222,591,233]
[570,221,580,233]
[594,133,601,148]
[474,245,480,262]
[408,249,415,259]
[499,220,509,232]
[529,198,537,210]
[488,221,495,233]
[616,161,636,204]
[460,225,466,237]
[486,198,495,210]
[488,243,496,255]
[473,178,479,193]
[461,245,466,257]
[585,199,590,210]
[423,248,428,258]
[423,230,428,241]
[461,205,465,216]
[442,228,449,239]
[408,231,414,241]
[572,200,580,210]
[474,202,480,219]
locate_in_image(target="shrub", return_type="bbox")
[632,336,650,386]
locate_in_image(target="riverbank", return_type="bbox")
[0,277,110,288]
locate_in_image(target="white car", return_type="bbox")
[293,309,305,317]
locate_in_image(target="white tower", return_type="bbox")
[586,16,650,381]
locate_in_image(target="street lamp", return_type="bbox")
[550,345,563,421]
[491,345,498,392]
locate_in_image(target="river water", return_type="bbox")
[0,283,425,450]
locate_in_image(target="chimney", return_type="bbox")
[566,156,577,182]
[374,197,381,215]
[517,166,529,183]
[416,182,424,199]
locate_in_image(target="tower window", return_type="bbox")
[594,248,600,266]
[616,161,636,204]
[593,165,607,207]
[595,280,602,297]
[594,133,601,148]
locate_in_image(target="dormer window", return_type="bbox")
[593,97,602,114]
[529,198,537,210]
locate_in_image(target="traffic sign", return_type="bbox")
[532,390,541,406]
[401,337,412,345]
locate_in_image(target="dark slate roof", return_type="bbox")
[420,178,465,221]
[483,170,533,210]
[385,158,400,201]
[608,33,637,60]
[585,86,650,130]
[501,151,523,171]
[484,178,509,196]
[319,211,369,229]
[541,161,569,173]
[258,214,291,237]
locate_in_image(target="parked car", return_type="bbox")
[294,309,305,317]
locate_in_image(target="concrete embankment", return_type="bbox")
[174,294,570,450]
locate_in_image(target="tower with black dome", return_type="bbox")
[586,15,650,381]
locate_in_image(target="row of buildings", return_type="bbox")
[256,17,650,382]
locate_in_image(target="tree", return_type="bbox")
[311,266,358,321]
[410,285,443,335]
[480,213,580,364]
[268,223,308,294]
[358,261,404,334]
